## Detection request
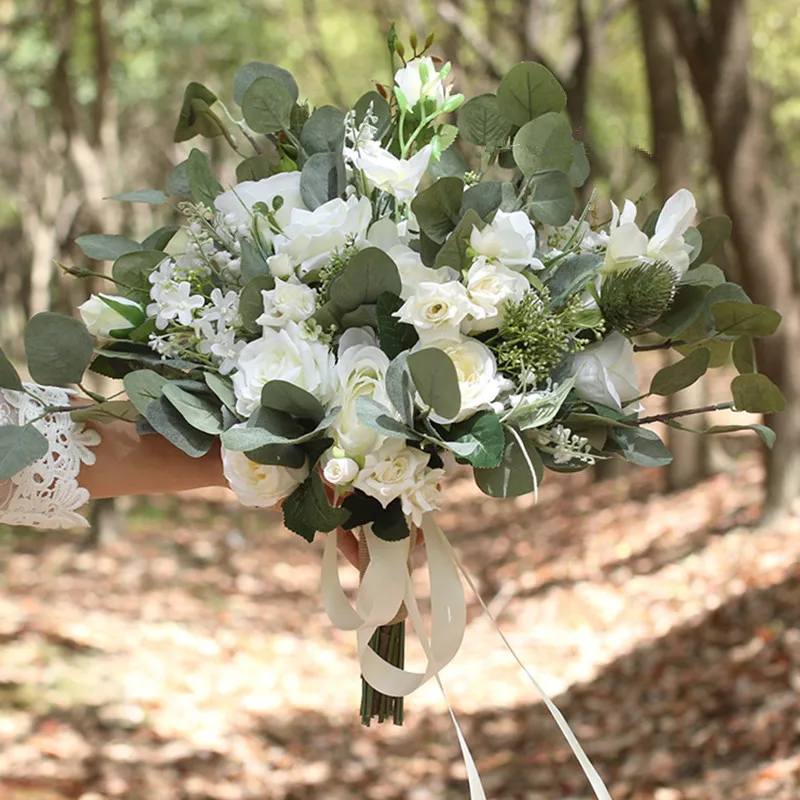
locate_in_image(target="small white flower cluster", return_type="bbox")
[529,424,596,466]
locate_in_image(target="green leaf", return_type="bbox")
[385,352,415,426]
[24,313,94,386]
[173,82,221,142]
[107,189,169,205]
[505,376,577,430]
[568,141,590,187]
[377,292,418,360]
[496,62,567,126]
[98,295,145,328]
[411,177,464,244]
[112,250,166,297]
[732,336,756,375]
[710,300,781,338]
[0,345,23,391]
[372,499,410,542]
[340,305,378,330]
[705,281,750,307]
[684,227,703,264]
[187,148,223,206]
[613,426,673,467]
[282,472,349,541]
[205,372,238,412]
[329,248,402,312]
[355,396,417,439]
[234,62,299,106]
[240,239,270,282]
[512,112,574,176]
[446,411,504,468]
[474,427,544,497]
[544,253,602,303]
[693,215,732,266]
[407,348,461,420]
[666,419,776,450]
[434,208,484,271]
[76,234,141,262]
[731,373,785,413]
[457,93,512,147]
[353,91,392,139]
[681,262,726,288]
[236,155,275,183]
[162,383,224,434]
[461,181,503,221]
[70,400,139,425]
[649,348,711,396]
[0,425,49,480]
[144,395,214,457]
[239,275,275,331]
[652,285,707,338]
[166,159,191,199]
[123,369,168,415]
[261,380,326,425]
[300,105,346,154]
[529,171,574,225]
[300,151,341,210]
[141,226,180,251]
[242,75,293,134]
[427,146,469,180]
[431,124,459,159]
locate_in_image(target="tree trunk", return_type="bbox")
[637,0,709,490]
[666,0,800,518]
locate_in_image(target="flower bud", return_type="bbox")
[323,456,360,486]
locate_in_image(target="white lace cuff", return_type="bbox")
[0,385,101,529]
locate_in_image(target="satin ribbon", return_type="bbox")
[321,514,612,800]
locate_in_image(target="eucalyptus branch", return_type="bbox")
[58,263,136,291]
[633,339,684,352]
[632,401,735,426]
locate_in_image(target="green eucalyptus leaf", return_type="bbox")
[123,369,168,415]
[76,234,141,262]
[144,395,214,457]
[545,253,602,304]
[240,239,270,282]
[427,146,469,180]
[530,170,574,225]
[24,313,94,386]
[300,151,341,210]
[693,215,732,266]
[411,177,464,244]
[70,400,139,425]
[705,281,751,307]
[234,62,299,106]
[174,82,220,142]
[613,426,673,467]
[568,141,590,187]
[329,248,401,311]
[434,208,484,271]
[407,348,461,420]
[731,373,786,413]
[506,376,577,430]
[353,91,392,139]
[112,250,166,297]
[457,93,512,147]
[166,159,191,199]
[474,427,544,497]
[187,148,223,206]
[300,105,346,154]
[652,285,707,338]
[340,305,378,330]
[261,380,325,424]
[649,348,711,396]
[446,411,504,468]
[666,419,776,450]
[141,226,180,251]
[513,112,574,176]
[354,396,417,439]
[162,382,224,434]
[461,181,503,221]
[377,292,418,361]
[385,351,415,426]
[204,372,238,412]
[710,300,781,338]
[0,346,23,391]
[242,75,293,134]
[107,189,169,205]
[240,275,275,330]
[0,425,49,480]
[282,472,349,541]
[684,227,703,265]
[681,262,726,288]
[732,336,756,375]
[236,155,275,183]
[497,62,567,126]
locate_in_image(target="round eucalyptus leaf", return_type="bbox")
[300,106,346,155]
[731,373,786,414]
[24,313,94,386]
[112,250,167,297]
[242,76,294,134]
[0,425,49,480]
[512,113,574,176]
[300,151,340,210]
[529,170,574,225]
[457,93,512,147]
[234,62,299,106]
[497,62,567,127]
[329,248,401,311]
[407,348,461,420]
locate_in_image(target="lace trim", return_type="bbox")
[0,385,101,529]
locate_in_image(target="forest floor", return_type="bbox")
[0,452,799,800]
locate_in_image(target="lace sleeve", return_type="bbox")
[0,385,101,529]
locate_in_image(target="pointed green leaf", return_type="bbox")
[612,426,673,467]
[107,189,169,205]
[70,400,139,425]
[446,411,504,468]
[649,348,711,396]
[76,234,141,262]
[372,499,411,541]
[732,336,756,375]
[0,425,49,480]
[282,472,349,541]
[162,383,224,434]
[0,346,23,391]
[240,275,275,331]
[474,427,544,497]
[377,292,418,360]
[354,396,417,439]
[187,148,223,206]
[434,208,484,271]
[123,369,168,415]
[173,82,221,142]
[144,395,214,457]
[141,226,180,251]
[204,372,237,412]
[385,351,415,427]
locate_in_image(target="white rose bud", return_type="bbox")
[78,293,142,340]
[354,439,431,508]
[323,456,359,486]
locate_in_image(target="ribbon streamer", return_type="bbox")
[320,514,613,800]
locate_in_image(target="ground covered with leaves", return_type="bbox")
[1,454,799,800]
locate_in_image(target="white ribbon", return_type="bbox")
[321,513,612,800]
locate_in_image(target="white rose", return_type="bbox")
[78,293,142,340]
[275,195,372,275]
[401,465,445,526]
[354,439,431,508]
[231,321,337,416]
[463,257,530,333]
[350,141,433,204]
[214,172,305,242]
[647,188,697,278]
[394,57,448,109]
[469,210,542,270]
[570,332,642,412]
[256,276,317,328]
[414,335,509,423]
[388,245,456,300]
[221,441,308,507]
[267,252,296,279]
[395,280,475,340]
[323,456,360,486]
[331,338,391,457]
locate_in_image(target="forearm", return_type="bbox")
[79,420,227,500]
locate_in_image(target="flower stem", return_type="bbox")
[360,621,405,726]
[632,401,735,426]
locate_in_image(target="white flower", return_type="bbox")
[203,288,240,327]
[413,335,509,422]
[331,332,391,457]
[349,141,433,204]
[463,257,529,333]
[387,245,456,300]
[214,173,306,243]
[354,439,430,508]
[469,211,542,270]
[401,466,445,526]
[222,441,308,507]
[147,281,205,330]
[323,456,360,486]
[570,332,642,412]
[395,280,475,340]
[647,189,697,278]
[231,321,337,416]
[196,321,245,375]
[257,276,317,328]
[267,252,295,279]
[274,195,372,275]
[394,57,457,114]
[78,293,142,340]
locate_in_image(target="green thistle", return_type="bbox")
[599,260,677,335]
[490,288,603,379]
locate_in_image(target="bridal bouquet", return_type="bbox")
[0,30,784,798]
